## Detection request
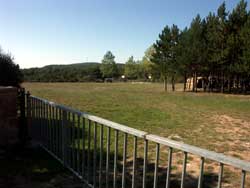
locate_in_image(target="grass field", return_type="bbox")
[23,82,250,187]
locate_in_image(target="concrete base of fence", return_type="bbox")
[0,87,18,146]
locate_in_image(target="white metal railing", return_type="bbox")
[27,94,250,188]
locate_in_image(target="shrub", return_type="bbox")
[0,51,23,87]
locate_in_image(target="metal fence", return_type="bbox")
[27,94,250,188]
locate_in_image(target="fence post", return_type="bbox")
[18,88,27,144]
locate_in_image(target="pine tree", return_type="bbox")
[151,26,172,91]
[226,0,248,92]
[188,15,207,92]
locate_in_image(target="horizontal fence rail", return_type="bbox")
[27,95,250,188]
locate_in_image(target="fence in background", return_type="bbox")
[27,94,250,188]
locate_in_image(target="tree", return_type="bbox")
[226,0,248,92]
[151,24,180,91]
[0,49,23,86]
[141,46,155,79]
[169,24,180,91]
[188,15,207,92]
[176,28,192,91]
[151,26,171,91]
[239,12,250,92]
[100,51,117,78]
[124,56,140,79]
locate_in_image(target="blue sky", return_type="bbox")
[0,0,245,68]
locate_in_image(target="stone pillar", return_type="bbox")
[0,87,18,146]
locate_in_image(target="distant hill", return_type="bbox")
[22,62,125,82]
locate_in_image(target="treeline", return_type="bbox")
[22,63,125,82]
[22,51,156,82]
[151,0,250,93]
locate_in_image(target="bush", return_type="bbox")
[0,52,23,87]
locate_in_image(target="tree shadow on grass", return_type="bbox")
[0,144,83,188]
[70,148,223,188]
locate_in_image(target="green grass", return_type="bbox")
[23,82,250,187]
[23,82,250,152]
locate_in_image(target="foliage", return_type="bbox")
[22,63,103,82]
[100,51,117,78]
[152,0,250,93]
[124,56,140,79]
[151,25,180,91]
[0,49,23,86]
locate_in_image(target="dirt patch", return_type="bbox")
[213,114,250,135]
[212,114,250,162]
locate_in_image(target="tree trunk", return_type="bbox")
[184,74,187,92]
[221,72,224,93]
[192,72,195,92]
[164,75,168,92]
[172,74,175,91]
[228,76,231,93]
[194,72,198,92]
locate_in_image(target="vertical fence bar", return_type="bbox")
[60,109,63,160]
[77,115,80,174]
[113,130,119,188]
[40,100,42,142]
[69,112,72,168]
[88,120,91,183]
[198,157,204,188]
[34,98,36,139]
[72,113,76,171]
[36,99,38,141]
[40,100,43,144]
[39,100,42,144]
[52,106,56,154]
[51,104,53,151]
[122,133,128,188]
[37,99,40,141]
[55,107,58,157]
[41,102,46,146]
[38,99,40,140]
[143,139,148,188]
[217,163,223,188]
[154,143,160,188]
[93,122,97,188]
[62,110,67,165]
[241,170,246,188]
[132,136,137,188]
[166,147,173,188]
[42,101,45,147]
[50,105,53,152]
[82,117,86,178]
[46,103,49,149]
[181,152,187,188]
[38,99,40,142]
[68,112,72,167]
[106,127,111,188]
[99,124,104,188]
[49,104,52,151]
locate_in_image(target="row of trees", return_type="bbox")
[23,49,154,82]
[151,0,250,93]
[99,49,155,81]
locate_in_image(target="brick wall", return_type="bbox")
[0,87,18,146]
